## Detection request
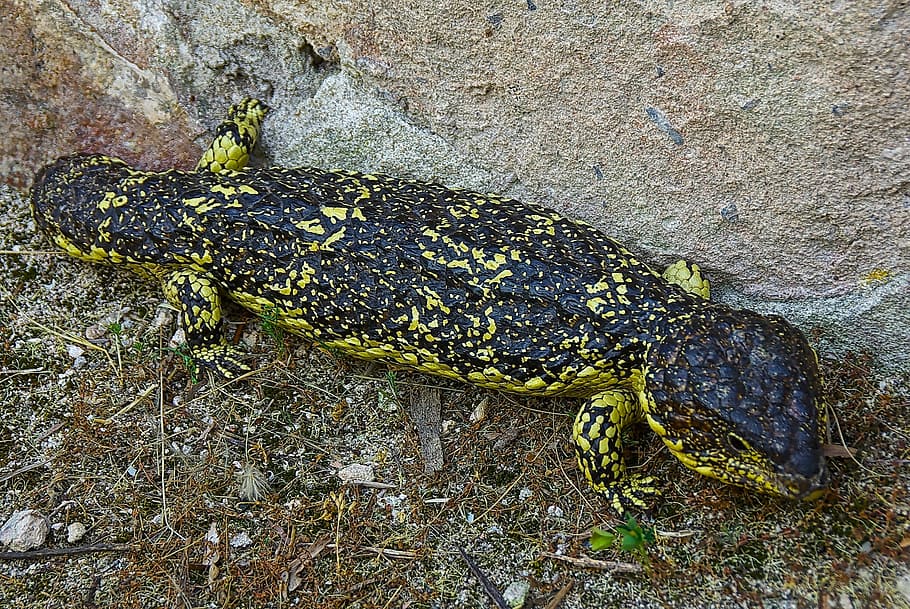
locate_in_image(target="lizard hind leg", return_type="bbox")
[573,389,658,516]
[196,98,269,173]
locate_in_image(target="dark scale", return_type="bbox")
[31,99,828,515]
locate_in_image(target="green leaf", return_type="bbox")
[616,515,653,552]
[590,527,616,551]
[620,527,644,552]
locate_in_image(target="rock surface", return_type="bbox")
[0,0,907,367]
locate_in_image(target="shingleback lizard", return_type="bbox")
[30,99,829,514]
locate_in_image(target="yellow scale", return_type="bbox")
[30,99,829,515]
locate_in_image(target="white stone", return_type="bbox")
[469,397,488,424]
[503,580,530,609]
[230,531,253,548]
[0,510,49,552]
[66,522,87,543]
[337,463,375,483]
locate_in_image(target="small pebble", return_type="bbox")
[0,510,49,551]
[644,106,684,145]
[205,522,219,545]
[720,202,740,223]
[469,397,488,424]
[740,98,760,111]
[230,531,253,548]
[503,580,531,608]
[337,463,375,483]
[67,522,87,543]
[84,324,107,340]
[169,328,186,349]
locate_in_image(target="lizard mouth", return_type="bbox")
[772,459,829,501]
[666,443,829,501]
[729,456,829,501]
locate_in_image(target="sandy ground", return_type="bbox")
[1,182,908,608]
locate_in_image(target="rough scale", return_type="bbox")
[30,99,828,514]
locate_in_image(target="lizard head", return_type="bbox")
[643,305,828,501]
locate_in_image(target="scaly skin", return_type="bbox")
[30,99,829,514]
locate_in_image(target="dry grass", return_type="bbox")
[1,184,908,608]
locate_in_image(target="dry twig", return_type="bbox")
[458,546,508,609]
[541,551,642,573]
[544,579,575,609]
[0,544,130,561]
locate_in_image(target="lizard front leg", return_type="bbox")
[573,389,658,516]
[164,268,249,377]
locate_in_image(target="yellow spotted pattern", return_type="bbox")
[30,99,828,515]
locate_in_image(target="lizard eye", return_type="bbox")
[727,433,749,452]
